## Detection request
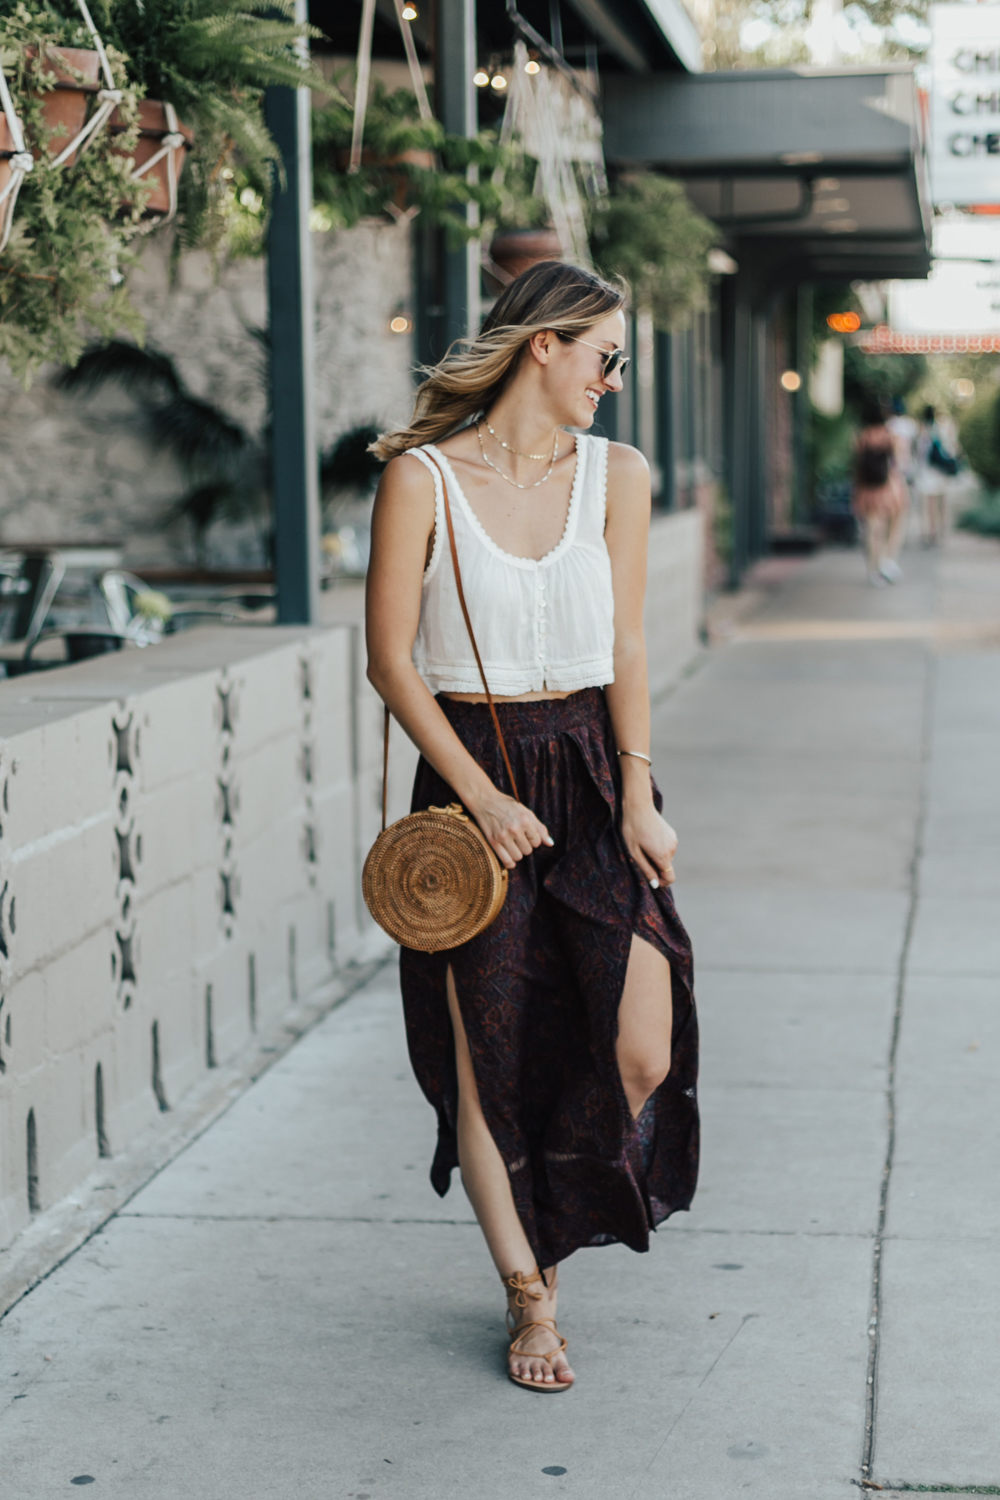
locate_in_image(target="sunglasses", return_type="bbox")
[566,335,631,380]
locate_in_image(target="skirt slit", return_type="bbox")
[399,688,699,1268]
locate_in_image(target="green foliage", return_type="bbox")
[102,0,321,253]
[589,172,716,331]
[845,345,926,410]
[957,491,1000,539]
[56,338,267,562]
[958,389,1000,489]
[311,77,507,246]
[704,0,926,73]
[0,4,147,385]
[810,408,856,485]
[0,0,316,382]
[321,423,383,496]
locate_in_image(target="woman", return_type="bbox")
[852,399,909,584]
[366,262,698,1392]
[915,404,956,547]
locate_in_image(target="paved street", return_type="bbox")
[2,532,999,1499]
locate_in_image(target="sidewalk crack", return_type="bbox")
[862,651,936,1485]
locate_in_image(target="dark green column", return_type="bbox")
[435,0,478,347]
[722,270,752,588]
[265,1,319,625]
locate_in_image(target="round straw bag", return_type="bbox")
[363,801,507,952]
[363,451,519,954]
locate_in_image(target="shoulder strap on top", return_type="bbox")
[380,447,520,831]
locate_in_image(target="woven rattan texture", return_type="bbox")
[362,803,507,952]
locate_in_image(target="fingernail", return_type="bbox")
[545,837,554,846]
[650,878,659,889]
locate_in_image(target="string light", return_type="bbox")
[401,2,417,16]
[525,59,540,74]
[780,370,802,392]
[473,69,490,87]
[389,315,411,334]
[491,72,507,90]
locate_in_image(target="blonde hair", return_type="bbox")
[372,261,627,461]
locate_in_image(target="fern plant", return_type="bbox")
[590,172,717,330]
[102,0,323,252]
[0,2,146,385]
[56,338,269,565]
[311,77,507,245]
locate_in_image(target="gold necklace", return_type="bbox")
[484,419,552,461]
[477,423,559,489]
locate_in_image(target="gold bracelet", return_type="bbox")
[617,750,652,765]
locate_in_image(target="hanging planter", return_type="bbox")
[23,45,102,165]
[488,227,563,285]
[110,100,194,221]
[333,143,435,221]
[0,112,18,248]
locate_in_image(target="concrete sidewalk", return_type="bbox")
[2,534,1000,1499]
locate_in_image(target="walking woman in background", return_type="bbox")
[916,404,958,547]
[853,399,910,585]
[366,262,698,1392]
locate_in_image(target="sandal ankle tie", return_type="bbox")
[501,1269,544,1309]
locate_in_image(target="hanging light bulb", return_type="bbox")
[473,68,490,87]
[401,3,417,18]
[490,72,508,90]
[524,59,540,74]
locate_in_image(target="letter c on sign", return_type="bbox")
[949,133,974,155]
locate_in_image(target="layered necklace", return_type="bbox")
[477,420,560,489]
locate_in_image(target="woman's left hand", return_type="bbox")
[622,801,678,888]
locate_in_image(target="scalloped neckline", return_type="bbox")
[426,437,585,569]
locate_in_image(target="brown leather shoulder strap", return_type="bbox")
[424,450,520,805]
[380,446,520,830]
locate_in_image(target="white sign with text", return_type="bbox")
[930,3,1000,205]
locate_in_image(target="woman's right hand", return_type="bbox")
[467,788,553,870]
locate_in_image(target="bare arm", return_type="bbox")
[365,454,552,869]
[603,443,678,887]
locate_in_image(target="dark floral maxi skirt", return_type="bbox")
[399,687,699,1268]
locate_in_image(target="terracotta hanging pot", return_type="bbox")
[110,99,194,216]
[488,228,563,285]
[335,145,436,218]
[24,46,102,165]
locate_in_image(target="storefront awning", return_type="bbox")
[602,67,932,281]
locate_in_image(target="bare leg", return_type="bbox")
[864,516,889,579]
[616,934,673,1119]
[446,968,574,1386]
[922,489,944,545]
[930,492,946,545]
[886,506,908,561]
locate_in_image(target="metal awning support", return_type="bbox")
[265,0,320,625]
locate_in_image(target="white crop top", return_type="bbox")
[408,434,615,696]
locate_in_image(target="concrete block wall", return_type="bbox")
[645,507,706,700]
[0,510,705,1252]
[0,623,415,1251]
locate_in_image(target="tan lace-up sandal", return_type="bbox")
[501,1269,571,1393]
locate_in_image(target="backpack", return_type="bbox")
[856,441,891,487]
[928,437,959,477]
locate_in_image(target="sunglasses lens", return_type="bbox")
[603,349,623,378]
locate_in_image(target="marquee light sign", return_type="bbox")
[930,4,1000,204]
